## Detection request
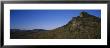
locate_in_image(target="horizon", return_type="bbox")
[10,10,101,30]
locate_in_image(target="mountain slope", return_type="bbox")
[36,12,101,39]
[10,12,101,39]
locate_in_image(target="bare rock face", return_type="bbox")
[80,11,89,17]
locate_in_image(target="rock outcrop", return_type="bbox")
[37,11,101,39]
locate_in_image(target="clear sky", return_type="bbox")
[10,10,101,30]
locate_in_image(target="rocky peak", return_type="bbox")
[80,11,89,17]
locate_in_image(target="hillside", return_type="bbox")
[10,11,101,39]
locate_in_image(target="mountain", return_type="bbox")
[10,11,101,39]
[36,11,101,39]
[10,29,48,32]
[33,29,48,32]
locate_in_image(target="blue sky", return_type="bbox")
[10,10,101,30]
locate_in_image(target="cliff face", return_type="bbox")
[37,12,101,39]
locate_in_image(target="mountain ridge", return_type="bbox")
[33,11,101,39]
[10,11,101,39]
